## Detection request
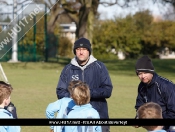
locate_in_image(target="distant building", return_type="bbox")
[0,22,11,30]
[153,15,162,22]
[59,22,76,44]
[159,47,175,59]
[117,50,125,60]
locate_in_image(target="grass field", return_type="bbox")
[1,59,175,132]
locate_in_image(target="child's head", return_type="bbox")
[137,102,163,131]
[0,81,12,106]
[68,80,90,105]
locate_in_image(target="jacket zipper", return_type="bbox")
[82,70,84,82]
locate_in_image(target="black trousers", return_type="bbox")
[102,126,110,132]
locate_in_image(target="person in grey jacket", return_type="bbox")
[56,37,113,132]
[135,55,175,130]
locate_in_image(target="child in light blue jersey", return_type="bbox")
[46,80,101,132]
[137,102,166,132]
[65,81,101,132]
[46,81,77,132]
[0,81,21,132]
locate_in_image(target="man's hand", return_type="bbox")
[50,129,54,132]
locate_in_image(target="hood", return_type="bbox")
[71,55,97,70]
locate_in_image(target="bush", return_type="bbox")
[58,37,74,58]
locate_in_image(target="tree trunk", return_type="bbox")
[47,0,99,42]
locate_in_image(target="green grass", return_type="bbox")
[1,59,175,132]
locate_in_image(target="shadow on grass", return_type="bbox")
[102,59,175,76]
[0,56,71,70]
[102,59,136,75]
[152,59,175,74]
[1,59,175,76]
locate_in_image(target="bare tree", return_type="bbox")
[1,0,175,42]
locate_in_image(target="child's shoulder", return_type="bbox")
[82,104,99,115]
[60,97,75,105]
[150,130,167,132]
[61,97,73,102]
[0,108,13,118]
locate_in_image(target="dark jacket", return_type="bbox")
[4,102,18,119]
[56,55,113,119]
[135,73,175,119]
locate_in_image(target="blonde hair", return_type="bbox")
[137,102,162,131]
[0,81,12,104]
[68,80,90,105]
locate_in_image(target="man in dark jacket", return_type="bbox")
[135,55,175,130]
[56,37,113,132]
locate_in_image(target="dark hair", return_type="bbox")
[0,81,13,90]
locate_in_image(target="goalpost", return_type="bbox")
[0,63,9,84]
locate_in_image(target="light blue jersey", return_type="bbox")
[65,103,102,132]
[0,108,21,132]
[148,130,166,132]
[46,97,75,132]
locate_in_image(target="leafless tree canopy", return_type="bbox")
[1,0,175,39]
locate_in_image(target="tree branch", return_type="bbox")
[0,0,13,5]
[163,0,175,3]
[99,0,139,8]
[17,0,33,5]
[0,0,8,5]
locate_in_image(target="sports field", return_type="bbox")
[1,59,175,132]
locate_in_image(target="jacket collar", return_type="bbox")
[72,103,92,109]
[148,73,157,86]
[71,55,97,70]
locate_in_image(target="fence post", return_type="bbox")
[10,0,18,62]
[44,3,48,62]
[33,15,36,61]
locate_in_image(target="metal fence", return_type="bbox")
[0,2,58,62]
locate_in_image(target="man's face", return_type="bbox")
[75,48,89,65]
[137,72,153,84]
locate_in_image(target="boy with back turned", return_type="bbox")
[0,81,20,132]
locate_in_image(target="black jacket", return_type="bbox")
[135,73,175,119]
